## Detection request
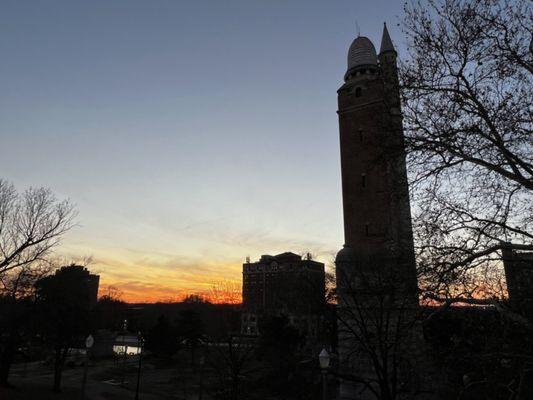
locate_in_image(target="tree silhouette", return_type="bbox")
[206,334,256,400]
[94,286,127,331]
[395,3,533,395]
[0,179,76,387]
[176,309,205,364]
[209,280,241,304]
[255,315,305,397]
[145,315,178,359]
[335,257,424,400]
[399,0,533,301]
[35,264,94,392]
[0,180,76,277]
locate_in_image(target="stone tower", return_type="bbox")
[334,25,420,399]
[335,24,417,297]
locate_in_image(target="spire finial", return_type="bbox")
[380,21,395,54]
[355,20,360,37]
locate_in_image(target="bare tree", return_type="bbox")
[395,3,533,397]
[0,179,77,278]
[210,280,242,305]
[206,334,257,400]
[335,256,426,400]
[0,179,76,386]
[399,0,533,300]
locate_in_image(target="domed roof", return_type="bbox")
[335,245,356,263]
[347,36,378,71]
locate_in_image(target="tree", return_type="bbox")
[255,315,306,397]
[0,263,49,386]
[94,286,127,331]
[423,306,533,400]
[210,280,241,304]
[176,308,205,364]
[0,179,76,386]
[325,270,337,304]
[182,293,210,304]
[335,258,424,400]
[145,315,179,359]
[206,334,256,400]
[0,179,77,277]
[397,2,533,397]
[399,0,533,301]
[35,264,95,392]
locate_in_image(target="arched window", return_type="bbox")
[355,87,362,97]
[361,173,367,188]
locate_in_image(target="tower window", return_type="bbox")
[359,129,364,142]
[361,173,367,188]
[355,87,362,97]
[365,224,370,236]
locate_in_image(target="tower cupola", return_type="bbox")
[345,36,378,80]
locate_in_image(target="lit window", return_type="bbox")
[355,87,362,97]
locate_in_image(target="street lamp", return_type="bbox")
[80,334,94,400]
[135,332,144,400]
[121,320,128,387]
[319,348,330,400]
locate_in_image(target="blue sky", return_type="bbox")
[0,0,407,301]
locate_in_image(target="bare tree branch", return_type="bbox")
[399,0,533,298]
[0,179,77,294]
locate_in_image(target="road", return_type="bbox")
[1,358,206,400]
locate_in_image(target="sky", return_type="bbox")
[0,0,407,302]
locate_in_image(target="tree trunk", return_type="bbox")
[0,330,19,386]
[232,374,239,400]
[53,347,65,392]
[0,348,14,386]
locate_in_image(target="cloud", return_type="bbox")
[60,219,340,303]
[87,250,243,302]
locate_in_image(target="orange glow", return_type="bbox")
[85,253,245,303]
[98,287,242,304]
[98,283,242,304]
[61,228,335,305]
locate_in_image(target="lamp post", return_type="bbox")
[198,355,205,400]
[134,332,144,400]
[80,334,94,400]
[319,348,330,400]
[121,319,128,387]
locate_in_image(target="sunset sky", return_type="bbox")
[0,0,407,302]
